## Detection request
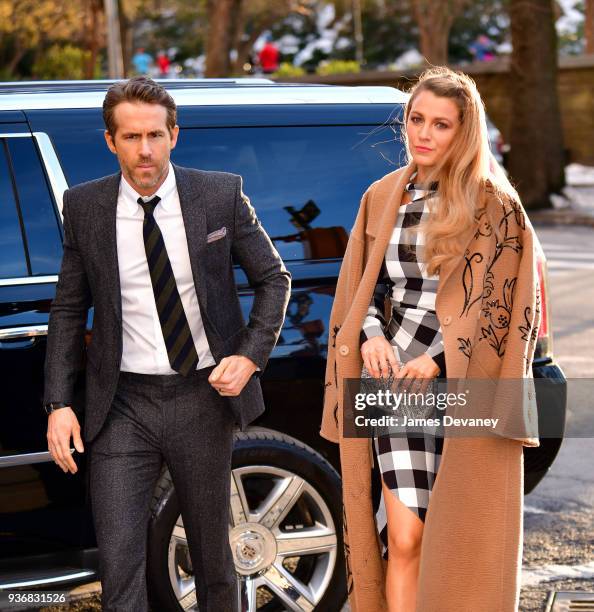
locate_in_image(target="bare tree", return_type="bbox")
[508,0,565,209]
[84,0,105,79]
[205,0,235,77]
[586,0,594,53]
[205,0,315,77]
[410,0,471,65]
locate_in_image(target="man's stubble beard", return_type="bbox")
[122,157,169,192]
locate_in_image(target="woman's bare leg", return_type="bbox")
[381,477,424,612]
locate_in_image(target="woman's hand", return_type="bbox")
[361,336,399,379]
[395,353,441,393]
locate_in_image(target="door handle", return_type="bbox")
[0,325,48,349]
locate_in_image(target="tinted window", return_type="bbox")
[0,141,27,278]
[173,125,403,261]
[6,138,62,275]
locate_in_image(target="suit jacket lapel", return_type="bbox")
[92,164,209,325]
[93,171,123,324]
[173,163,209,313]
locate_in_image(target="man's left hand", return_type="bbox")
[208,355,258,396]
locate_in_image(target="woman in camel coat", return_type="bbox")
[320,67,541,611]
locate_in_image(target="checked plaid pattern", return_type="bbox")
[138,196,199,376]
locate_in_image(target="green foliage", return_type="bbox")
[316,59,360,75]
[32,45,101,80]
[272,62,306,77]
[353,1,418,67]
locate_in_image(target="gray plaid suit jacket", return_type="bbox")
[43,163,291,442]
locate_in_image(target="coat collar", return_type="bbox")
[92,161,209,324]
[365,162,481,293]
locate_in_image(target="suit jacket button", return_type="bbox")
[339,344,350,356]
[443,315,452,325]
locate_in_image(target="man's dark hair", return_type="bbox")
[103,76,177,137]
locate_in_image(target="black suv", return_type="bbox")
[0,79,566,612]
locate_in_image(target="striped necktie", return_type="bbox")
[138,196,199,376]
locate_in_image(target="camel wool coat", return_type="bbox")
[320,162,542,612]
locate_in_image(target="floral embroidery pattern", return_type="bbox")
[461,251,485,316]
[520,284,541,373]
[343,505,354,596]
[331,324,341,349]
[461,197,524,320]
[510,198,527,230]
[473,206,493,239]
[478,277,516,357]
[519,307,534,343]
[458,337,473,358]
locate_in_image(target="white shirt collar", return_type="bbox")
[119,161,177,215]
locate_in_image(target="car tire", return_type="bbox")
[147,426,346,612]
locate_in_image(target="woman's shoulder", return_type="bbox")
[365,167,407,199]
[482,179,528,233]
[359,167,411,225]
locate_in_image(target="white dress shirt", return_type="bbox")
[117,162,216,374]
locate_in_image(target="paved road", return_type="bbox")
[521,223,594,611]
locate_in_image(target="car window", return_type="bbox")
[0,140,28,278]
[173,125,402,261]
[5,138,63,275]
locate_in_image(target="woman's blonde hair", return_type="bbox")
[403,66,517,276]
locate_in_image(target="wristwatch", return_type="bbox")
[44,402,69,415]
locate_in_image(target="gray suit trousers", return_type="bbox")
[89,365,237,612]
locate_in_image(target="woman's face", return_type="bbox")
[406,90,461,176]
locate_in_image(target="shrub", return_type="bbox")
[316,60,361,76]
[32,44,101,80]
[272,62,306,78]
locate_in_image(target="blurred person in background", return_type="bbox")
[469,34,496,62]
[258,38,280,74]
[132,47,153,75]
[157,51,171,77]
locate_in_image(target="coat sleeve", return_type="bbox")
[474,195,542,447]
[319,188,372,443]
[43,189,93,406]
[231,176,292,371]
[360,261,391,345]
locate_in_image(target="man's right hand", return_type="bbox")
[47,408,84,474]
[361,336,399,379]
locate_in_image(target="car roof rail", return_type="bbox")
[0,78,278,95]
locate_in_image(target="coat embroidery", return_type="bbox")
[343,505,354,596]
[462,195,524,310]
[473,206,493,239]
[519,306,534,343]
[520,284,541,373]
[479,276,517,357]
[461,250,485,316]
[458,337,473,358]
[331,324,341,349]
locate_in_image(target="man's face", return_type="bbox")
[104,101,179,196]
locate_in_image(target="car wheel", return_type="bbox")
[147,427,346,611]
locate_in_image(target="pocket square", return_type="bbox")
[206,226,227,243]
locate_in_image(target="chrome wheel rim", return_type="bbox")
[167,465,338,611]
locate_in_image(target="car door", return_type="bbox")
[0,128,94,572]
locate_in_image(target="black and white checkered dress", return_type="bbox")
[360,176,447,560]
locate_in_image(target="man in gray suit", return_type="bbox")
[44,76,291,612]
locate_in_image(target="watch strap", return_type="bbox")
[44,402,69,415]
